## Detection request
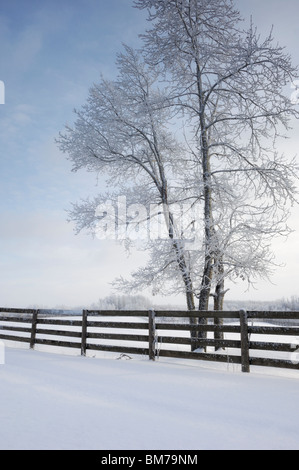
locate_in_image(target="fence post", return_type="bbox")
[148,309,156,361]
[239,309,250,373]
[30,309,39,349]
[81,310,88,356]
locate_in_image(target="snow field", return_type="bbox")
[0,346,299,450]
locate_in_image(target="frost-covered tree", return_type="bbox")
[58,0,298,356]
[134,0,299,312]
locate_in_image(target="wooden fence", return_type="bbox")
[0,307,299,373]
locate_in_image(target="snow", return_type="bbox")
[0,346,299,450]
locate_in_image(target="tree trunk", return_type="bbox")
[185,290,199,352]
[213,255,225,351]
[213,280,225,351]
[197,74,214,348]
[164,204,199,352]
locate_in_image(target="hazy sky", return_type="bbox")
[0,0,298,309]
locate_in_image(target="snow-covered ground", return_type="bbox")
[0,346,299,450]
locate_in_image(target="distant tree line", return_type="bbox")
[224,296,299,312]
[88,294,299,313]
[89,294,153,311]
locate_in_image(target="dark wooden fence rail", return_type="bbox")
[81,309,150,357]
[153,310,248,370]
[0,308,299,373]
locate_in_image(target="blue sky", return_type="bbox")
[0,0,298,308]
